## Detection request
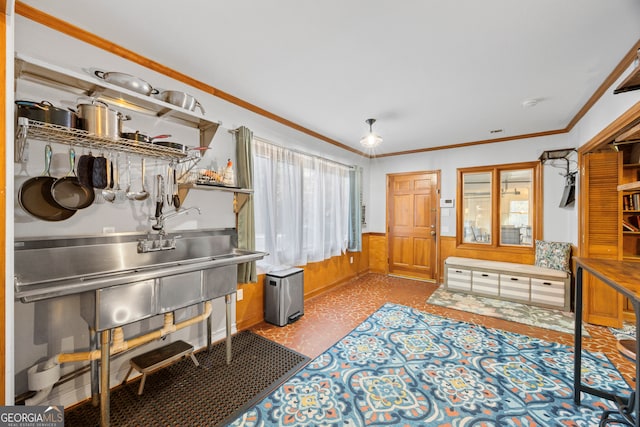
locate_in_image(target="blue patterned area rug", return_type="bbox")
[610,322,636,341]
[427,287,587,336]
[229,303,630,426]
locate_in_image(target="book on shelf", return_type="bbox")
[622,219,639,232]
[623,193,640,210]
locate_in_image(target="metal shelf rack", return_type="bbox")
[20,119,193,161]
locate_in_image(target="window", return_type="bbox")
[458,162,541,249]
[253,138,352,272]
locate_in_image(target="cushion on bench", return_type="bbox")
[534,240,572,273]
[445,256,569,279]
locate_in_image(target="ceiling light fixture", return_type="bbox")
[360,118,383,149]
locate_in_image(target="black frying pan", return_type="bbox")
[18,145,76,221]
[51,148,95,210]
[152,140,186,154]
[121,132,171,143]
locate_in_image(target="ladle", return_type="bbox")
[113,154,126,203]
[126,158,149,201]
[125,156,136,200]
[101,155,116,202]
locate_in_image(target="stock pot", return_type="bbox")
[159,90,205,115]
[77,100,129,140]
[16,100,78,128]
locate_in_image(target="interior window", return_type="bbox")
[499,169,533,246]
[462,172,492,244]
[458,162,540,250]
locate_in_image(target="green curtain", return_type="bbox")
[235,126,257,283]
[347,167,362,251]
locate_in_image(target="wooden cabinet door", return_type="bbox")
[581,151,623,327]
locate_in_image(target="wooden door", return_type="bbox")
[387,172,439,281]
[581,151,623,327]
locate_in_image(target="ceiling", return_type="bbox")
[17,0,640,157]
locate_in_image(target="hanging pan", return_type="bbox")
[18,145,76,221]
[51,148,95,210]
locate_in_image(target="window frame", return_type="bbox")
[456,161,543,254]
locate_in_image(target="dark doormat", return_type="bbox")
[64,331,310,426]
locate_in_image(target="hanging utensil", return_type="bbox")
[155,174,164,220]
[15,117,29,163]
[18,145,76,221]
[172,166,181,209]
[137,158,150,201]
[101,155,116,203]
[77,149,95,188]
[51,148,95,210]
[126,158,149,201]
[166,162,174,206]
[113,154,127,203]
[92,152,108,189]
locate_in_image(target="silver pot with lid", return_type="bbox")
[94,70,159,96]
[76,99,130,140]
[158,90,206,115]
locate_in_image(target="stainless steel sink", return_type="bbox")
[14,229,266,330]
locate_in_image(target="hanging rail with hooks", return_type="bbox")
[17,118,196,161]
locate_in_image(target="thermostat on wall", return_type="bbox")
[440,198,455,208]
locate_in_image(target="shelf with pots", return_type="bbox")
[14,54,256,214]
[14,53,220,150]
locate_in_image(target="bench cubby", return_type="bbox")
[444,256,571,311]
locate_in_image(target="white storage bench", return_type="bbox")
[444,256,571,311]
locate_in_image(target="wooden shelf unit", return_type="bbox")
[621,162,640,262]
[619,157,640,322]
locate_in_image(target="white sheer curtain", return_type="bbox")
[253,138,351,272]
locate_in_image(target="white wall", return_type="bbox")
[367,133,578,243]
[567,62,640,151]
[366,63,640,246]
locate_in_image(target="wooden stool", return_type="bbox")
[123,340,199,395]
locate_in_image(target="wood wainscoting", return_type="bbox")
[237,234,581,330]
[368,232,387,274]
[236,234,372,330]
[440,236,535,265]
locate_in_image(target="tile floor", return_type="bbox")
[250,273,636,388]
